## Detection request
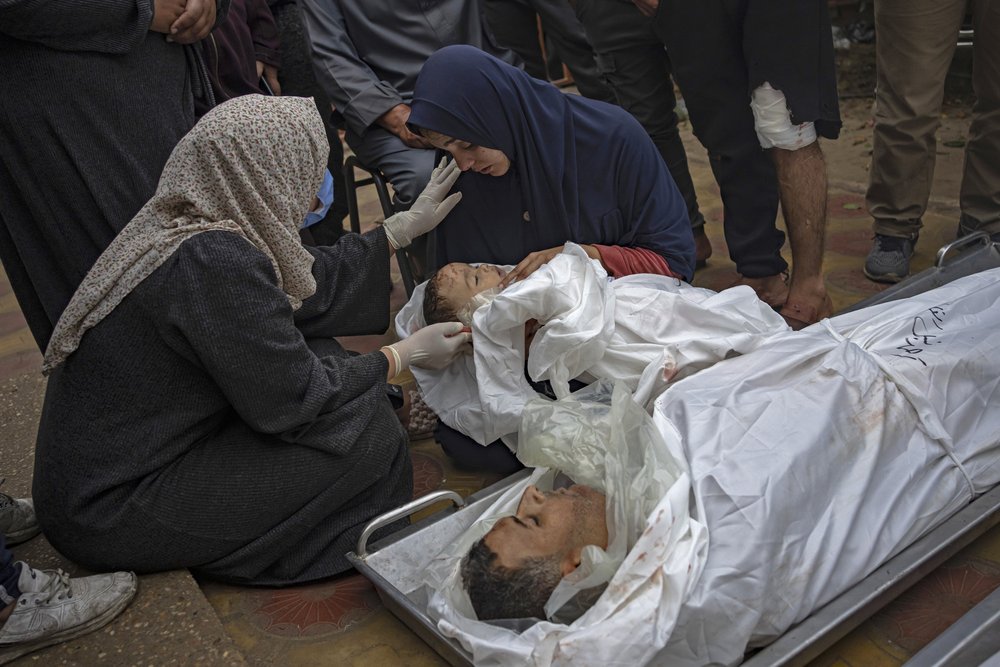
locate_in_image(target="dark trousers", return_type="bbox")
[573,0,705,234]
[0,535,20,606]
[483,0,616,104]
[434,376,589,475]
[271,2,348,245]
[651,0,789,277]
[435,422,524,475]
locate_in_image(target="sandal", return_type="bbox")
[781,293,834,331]
[404,386,438,441]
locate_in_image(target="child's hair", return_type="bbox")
[423,270,459,325]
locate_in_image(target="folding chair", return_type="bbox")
[343,154,433,296]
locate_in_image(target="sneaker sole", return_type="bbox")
[3,525,41,547]
[0,576,138,665]
[863,267,906,284]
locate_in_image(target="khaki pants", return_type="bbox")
[866,0,1000,238]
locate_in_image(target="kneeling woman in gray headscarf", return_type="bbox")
[32,95,468,585]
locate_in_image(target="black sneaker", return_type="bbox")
[864,234,914,283]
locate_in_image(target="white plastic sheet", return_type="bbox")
[411,382,708,667]
[395,244,788,446]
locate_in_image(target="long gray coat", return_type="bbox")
[33,229,412,585]
[0,0,225,349]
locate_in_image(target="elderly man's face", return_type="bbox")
[484,484,608,576]
[436,262,507,312]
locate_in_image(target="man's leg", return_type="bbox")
[0,537,19,611]
[770,142,832,327]
[346,128,437,212]
[865,0,966,280]
[527,0,616,104]
[346,127,438,278]
[574,0,710,264]
[482,0,549,80]
[741,0,840,326]
[272,2,349,245]
[655,1,787,296]
[959,0,1000,238]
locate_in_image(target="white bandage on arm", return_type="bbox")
[750,82,817,151]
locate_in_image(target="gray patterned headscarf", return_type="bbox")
[43,94,328,374]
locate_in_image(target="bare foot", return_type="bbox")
[695,230,713,268]
[731,273,789,310]
[782,279,833,330]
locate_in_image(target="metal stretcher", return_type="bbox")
[348,233,1000,667]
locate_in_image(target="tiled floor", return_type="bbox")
[1,133,997,665]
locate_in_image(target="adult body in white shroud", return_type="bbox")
[412,267,1000,666]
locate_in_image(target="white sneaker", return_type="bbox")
[0,563,137,664]
[0,493,39,546]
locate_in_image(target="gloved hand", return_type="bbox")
[389,322,471,370]
[383,157,463,250]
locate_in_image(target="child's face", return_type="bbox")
[437,262,508,311]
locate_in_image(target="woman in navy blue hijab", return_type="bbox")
[408,45,696,283]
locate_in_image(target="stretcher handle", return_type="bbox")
[356,489,466,558]
[935,231,992,268]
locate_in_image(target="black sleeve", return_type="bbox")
[161,232,392,454]
[293,227,392,337]
[0,0,153,52]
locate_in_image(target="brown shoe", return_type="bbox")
[781,293,834,330]
[731,273,789,310]
[695,230,713,268]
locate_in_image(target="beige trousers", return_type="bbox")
[866,0,1000,238]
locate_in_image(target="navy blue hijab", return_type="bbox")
[409,45,694,281]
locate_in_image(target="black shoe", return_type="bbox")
[864,234,915,283]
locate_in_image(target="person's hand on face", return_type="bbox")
[501,243,604,288]
[382,157,463,250]
[484,484,608,575]
[631,0,659,17]
[421,130,511,177]
[500,245,564,288]
[436,262,508,312]
[377,104,433,149]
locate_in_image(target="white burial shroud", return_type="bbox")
[415,381,710,667]
[405,267,1000,667]
[394,243,789,446]
[652,267,1000,665]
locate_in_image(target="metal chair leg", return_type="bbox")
[342,155,422,296]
